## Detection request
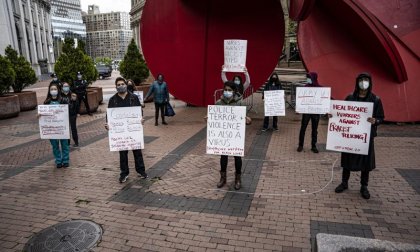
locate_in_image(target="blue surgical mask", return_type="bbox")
[63,87,70,93]
[307,78,312,84]
[234,80,240,85]
[223,91,233,98]
[50,90,58,97]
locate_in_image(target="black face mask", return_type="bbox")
[127,85,134,92]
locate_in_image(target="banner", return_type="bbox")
[264,90,285,116]
[107,106,144,151]
[223,40,247,72]
[38,105,70,139]
[206,105,246,157]
[296,87,331,114]
[326,100,373,155]
[133,91,144,104]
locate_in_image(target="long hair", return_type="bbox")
[44,83,61,104]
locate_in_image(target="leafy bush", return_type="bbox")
[0,54,16,95]
[5,46,37,93]
[119,39,149,85]
[54,38,98,86]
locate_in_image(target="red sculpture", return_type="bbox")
[141,0,419,122]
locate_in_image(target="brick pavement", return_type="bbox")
[0,75,419,251]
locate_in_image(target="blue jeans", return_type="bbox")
[50,139,70,164]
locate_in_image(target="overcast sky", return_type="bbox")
[80,0,131,14]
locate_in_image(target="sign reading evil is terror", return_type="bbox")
[296,87,331,114]
[326,100,373,155]
[223,40,247,72]
[38,105,70,139]
[107,107,144,152]
[206,105,246,157]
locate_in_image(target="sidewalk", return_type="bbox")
[0,74,419,251]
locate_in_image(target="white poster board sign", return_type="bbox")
[38,105,70,139]
[206,105,246,157]
[107,106,144,151]
[264,90,285,116]
[223,40,247,72]
[326,100,373,155]
[133,91,144,104]
[296,87,331,114]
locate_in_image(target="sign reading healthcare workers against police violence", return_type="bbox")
[264,90,286,116]
[296,87,331,114]
[107,106,144,151]
[38,105,70,139]
[326,100,373,155]
[207,105,246,157]
[223,40,247,72]
[133,91,144,104]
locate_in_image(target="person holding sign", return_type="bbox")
[213,81,251,190]
[334,73,384,199]
[262,73,283,131]
[39,83,70,168]
[297,72,323,153]
[221,67,250,96]
[105,77,148,183]
[145,74,170,126]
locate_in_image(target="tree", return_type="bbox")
[119,39,149,85]
[5,45,37,93]
[54,38,98,85]
[0,54,16,95]
[95,57,113,66]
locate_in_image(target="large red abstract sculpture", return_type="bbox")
[140,0,284,106]
[291,0,420,122]
[141,0,419,122]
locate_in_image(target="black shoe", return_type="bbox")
[360,186,370,199]
[335,183,348,193]
[73,144,79,147]
[273,127,279,131]
[162,121,168,125]
[311,147,319,153]
[261,128,268,132]
[63,163,69,168]
[138,173,148,179]
[297,146,303,152]
[88,113,93,116]
[155,121,158,126]
[56,164,63,169]
[119,175,128,183]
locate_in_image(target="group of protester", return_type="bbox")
[40,69,384,200]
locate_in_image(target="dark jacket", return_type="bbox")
[262,78,282,100]
[72,79,88,95]
[108,92,141,108]
[145,81,169,104]
[341,72,385,172]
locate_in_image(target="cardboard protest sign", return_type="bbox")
[223,40,247,72]
[107,106,144,151]
[296,87,331,114]
[133,91,144,104]
[38,105,70,139]
[264,90,285,116]
[326,100,373,155]
[206,105,246,156]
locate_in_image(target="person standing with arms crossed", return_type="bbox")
[72,72,92,116]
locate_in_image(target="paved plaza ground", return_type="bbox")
[0,73,419,251]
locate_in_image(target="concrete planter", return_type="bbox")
[79,90,98,114]
[14,91,38,111]
[135,84,152,102]
[0,94,20,119]
[88,86,103,104]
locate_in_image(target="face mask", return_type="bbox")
[71,96,77,101]
[358,80,369,90]
[117,85,127,93]
[127,85,134,92]
[307,78,312,84]
[63,87,70,93]
[158,77,163,82]
[223,91,233,99]
[50,90,58,96]
[234,80,240,85]
[77,75,82,80]
[53,78,58,81]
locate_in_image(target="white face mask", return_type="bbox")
[50,90,58,97]
[358,80,369,90]
[223,91,233,98]
[307,78,312,84]
[234,80,240,85]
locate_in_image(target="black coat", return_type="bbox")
[341,73,385,172]
[72,80,87,96]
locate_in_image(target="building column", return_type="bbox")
[26,0,41,76]
[33,2,44,60]
[16,0,30,60]
[40,6,54,72]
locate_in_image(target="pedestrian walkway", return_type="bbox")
[0,77,419,251]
